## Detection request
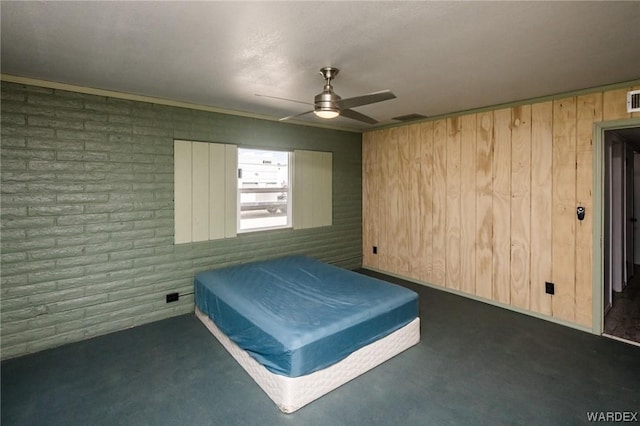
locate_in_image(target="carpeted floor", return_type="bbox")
[2,271,639,425]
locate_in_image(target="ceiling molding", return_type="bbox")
[3,73,638,136]
[368,79,640,132]
[0,74,361,134]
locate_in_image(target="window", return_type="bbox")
[174,141,332,245]
[237,148,291,232]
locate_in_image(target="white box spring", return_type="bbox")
[195,307,420,413]
[196,308,420,413]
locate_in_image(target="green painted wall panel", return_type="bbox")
[0,81,363,359]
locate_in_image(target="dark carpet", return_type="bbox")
[2,271,639,425]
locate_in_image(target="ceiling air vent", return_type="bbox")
[628,90,640,113]
[392,113,428,122]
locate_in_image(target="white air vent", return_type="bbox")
[628,90,640,113]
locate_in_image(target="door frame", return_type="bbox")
[593,118,640,335]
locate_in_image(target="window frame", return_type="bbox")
[236,147,293,234]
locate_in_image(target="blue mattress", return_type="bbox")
[195,256,418,378]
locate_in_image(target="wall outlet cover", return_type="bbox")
[545,282,555,295]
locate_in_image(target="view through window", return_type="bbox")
[237,148,291,232]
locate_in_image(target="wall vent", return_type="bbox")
[392,113,428,122]
[628,90,640,113]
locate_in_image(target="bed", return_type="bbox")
[194,255,420,413]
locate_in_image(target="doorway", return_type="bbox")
[601,125,640,345]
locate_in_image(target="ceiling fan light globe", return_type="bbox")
[314,109,339,119]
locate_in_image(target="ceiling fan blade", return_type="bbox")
[339,108,378,125]
[279,110,314,121]
[255,93,313,106]
[334,90,396,110]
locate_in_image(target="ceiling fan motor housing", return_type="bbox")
[315,67,342,114]
[314,89,341,112]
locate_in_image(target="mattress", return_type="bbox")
[194,255,418,378]
[195,307,420,413]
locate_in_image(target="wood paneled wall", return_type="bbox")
[363,85,639,328]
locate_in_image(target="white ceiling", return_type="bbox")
[2,1,639,131]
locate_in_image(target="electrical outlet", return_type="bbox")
[166,292,179,303]
[545,282,555,295]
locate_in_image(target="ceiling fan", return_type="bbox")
[257,67,396,125]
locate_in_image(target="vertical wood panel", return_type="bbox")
[460,114,477,295]
[603,87,631,121]
[552,97,577,322]
[224,144,237,238]
[446,117,462,290]
[575,92,602,327]
[301,151,314,228]
[530,102,553,315]
[369,131,382,269]
[369,132,385,268]
[174,140,192,244]
[510,106,532,310]
[191,142,210,242]
[361,134,370,265]
[362,133,375,268]
[396,127,411,275]
[361,86,633,330]
[312,151,333,227]
[492,108,512,304]
[378,129,392,272]
[292,150,304,229]
[386,128,401,274]
[432,119,447,286]
[208,143,226,240]
[420,122,434,283]
[292,150,308,229]
[475,112,494,299]
[294,150,333,229]
[408,124,423,280]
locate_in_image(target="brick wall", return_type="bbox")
[0,81,363,359]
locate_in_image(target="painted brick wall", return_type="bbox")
[0,81,363,359]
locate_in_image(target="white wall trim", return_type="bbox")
[592,117,640,335]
